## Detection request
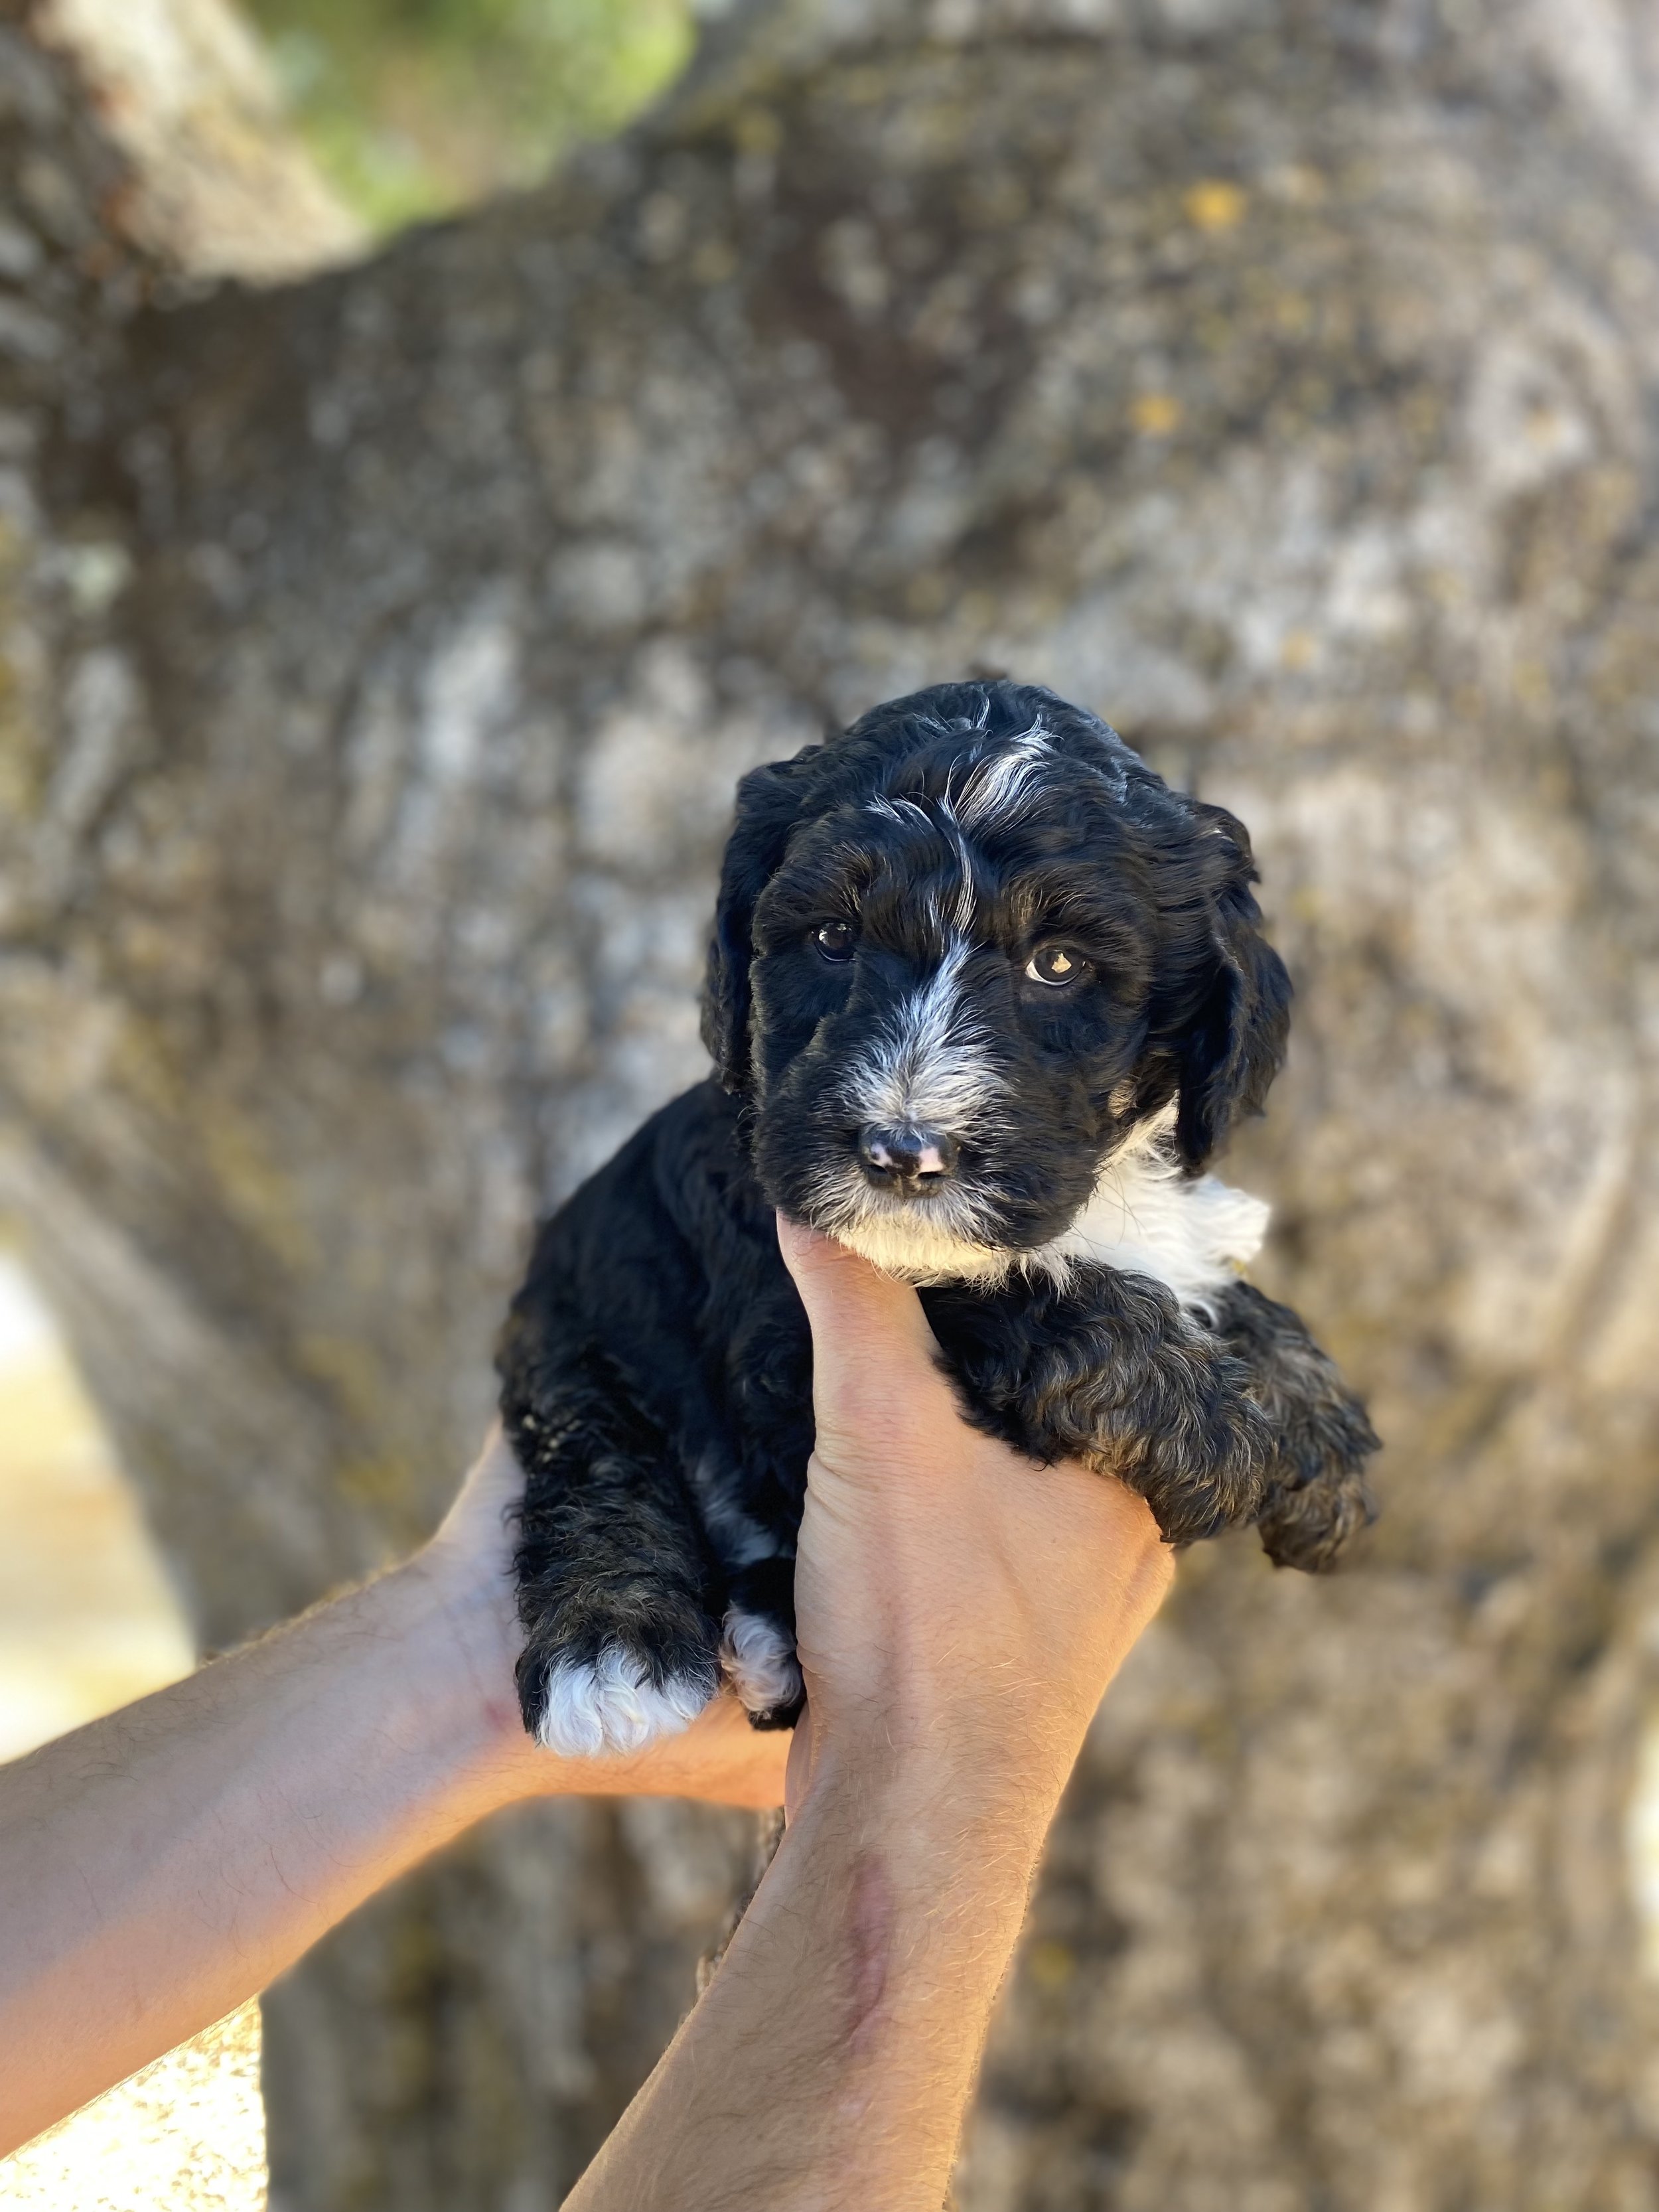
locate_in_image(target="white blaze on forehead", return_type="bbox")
[938,815,978,934]
[844,935,1005,1135]
[953,721,1054,831]
[863,725,1056,935]
[867,790,977,932]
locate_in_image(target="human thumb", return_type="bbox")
[775,1213,943,1442]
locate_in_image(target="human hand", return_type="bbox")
[418,1426,788,1811]
[0,1423,782,2161]
[557,1246,1171,2212]
[776,1218,1173,1830]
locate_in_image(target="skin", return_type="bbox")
[0,1222,1171,2187]
[0,1432,788,2158]
[567,1220,1172,2212]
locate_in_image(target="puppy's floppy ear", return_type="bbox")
[1176,805,1293,1169]
[701,751,824,1092]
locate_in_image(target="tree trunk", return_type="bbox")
[7,0,1659,2203]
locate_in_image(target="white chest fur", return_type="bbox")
[1041,1112,1269,1315]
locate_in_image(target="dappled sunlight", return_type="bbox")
[0,1256,265,2209]
[0,1260,193,1762]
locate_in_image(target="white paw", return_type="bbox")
[537,1647,713,1757]
[720,1607,802,1717]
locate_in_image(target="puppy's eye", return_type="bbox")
[814,921,855,963]
[1025,945,1088,988]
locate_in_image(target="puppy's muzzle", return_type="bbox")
[856,1122,960,1197]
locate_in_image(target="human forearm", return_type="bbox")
[0,1560,520,2152]
[0,1533,779,2156]
[563,1222,1174,2212]
[567,1736,1058,2212]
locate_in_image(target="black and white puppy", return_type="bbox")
[499,680,1378,1756]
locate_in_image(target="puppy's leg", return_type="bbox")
[926,1266,1272,1546]
[504,1353,721,1757]
[1208,1282,1379,1570]
[719,1557,803,1731]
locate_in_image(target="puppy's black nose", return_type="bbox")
[857,1123,960,1192]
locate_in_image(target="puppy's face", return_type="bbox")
[747,772,1156,1277]
[703,684,1289,1284]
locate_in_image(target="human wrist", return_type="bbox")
[774,1735,1054,2060]
[360,1552,538,1816]
[390,1543,792,1812]
[792,1690,1077,1881]
[798,1598,1108,1824]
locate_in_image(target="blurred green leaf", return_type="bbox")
[243,0,694,234]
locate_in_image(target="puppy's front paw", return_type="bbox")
[530,1644,717,1757]
[1113,1336,1273,1545]
[1027,1319,1271,1544]
[516,1582,721,1756]
[720,1607,803,1729]
[934,1268,1272,1550]
[1206,1280,1380,1570]
[1254,1382,1378,1572]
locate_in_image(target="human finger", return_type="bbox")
[775,1215,948,1439]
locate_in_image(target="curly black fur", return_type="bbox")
[922,1269,1273,1544]
[1207,1282,1379,1570]
[499,680,1378,1751]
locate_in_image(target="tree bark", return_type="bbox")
[7,1,1659,2205]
